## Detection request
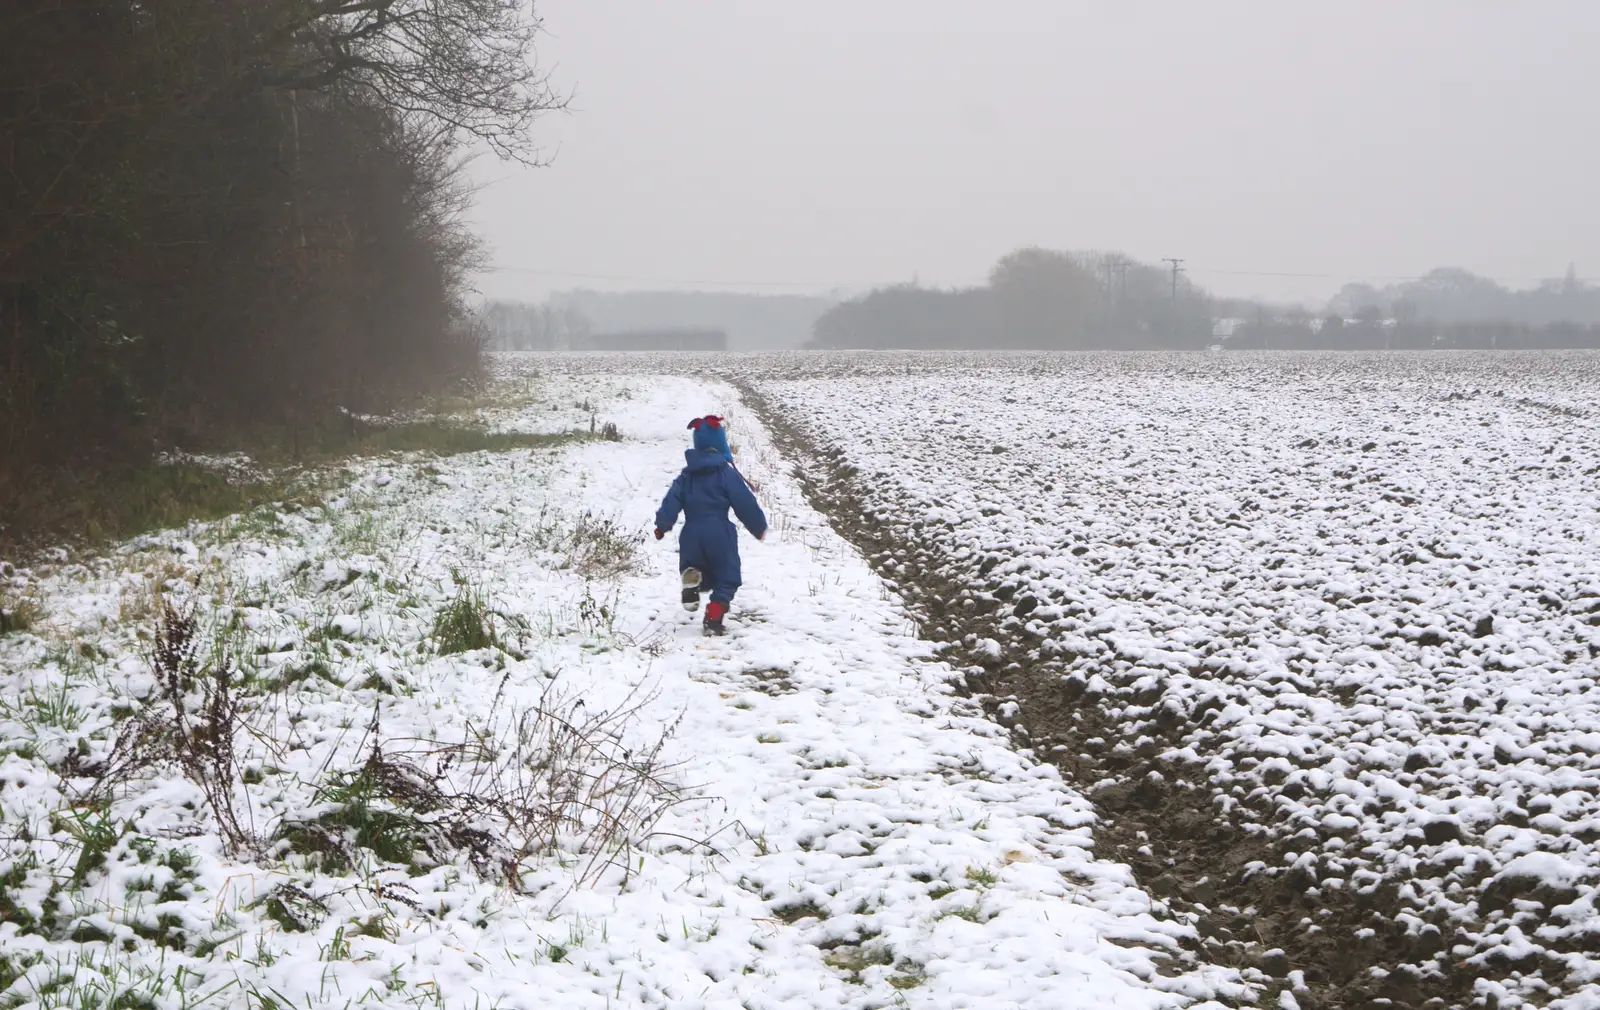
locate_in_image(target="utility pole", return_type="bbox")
[1112,257,1130,303]
[1163,258,1185,300]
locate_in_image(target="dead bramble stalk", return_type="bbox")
[93,600,253,853]
[279,684,697,889]
[455,686,691,888]
[565,512,643,580]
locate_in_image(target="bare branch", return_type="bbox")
[266,0,567,162]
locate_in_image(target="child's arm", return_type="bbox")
[654,473,687,536]
[724,467,768,540]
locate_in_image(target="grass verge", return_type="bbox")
[1,421,587,560]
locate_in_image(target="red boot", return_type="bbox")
[704,601,728,636]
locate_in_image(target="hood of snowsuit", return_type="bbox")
[683,448,728,473]
[689,416,732,460]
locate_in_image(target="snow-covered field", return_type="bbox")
[750,351,1600,1009]
[0,372,1247,1010]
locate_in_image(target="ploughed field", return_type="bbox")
[744,351,1600,1008]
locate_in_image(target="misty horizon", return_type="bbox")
[467,1,1600,309]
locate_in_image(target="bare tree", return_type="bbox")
[988,247,1103,348]
[0,0,563,543]
[265,0,568,160]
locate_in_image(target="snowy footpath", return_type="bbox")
[0,375,1243,1010]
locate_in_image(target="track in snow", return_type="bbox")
[0,370,1243,1010]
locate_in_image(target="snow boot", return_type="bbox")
[681,568,703,612]
[704,601,728,636]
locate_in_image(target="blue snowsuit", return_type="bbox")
[655,449,767,605]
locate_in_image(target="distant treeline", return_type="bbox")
[482,290,835,352]
[553,290,834,351]
[813,255,1600,352]
[1,0,557,486]
[808,249,1212,350]
[480,301,594,351]
[1226,316,1600,350]
[1331,267,1600,326]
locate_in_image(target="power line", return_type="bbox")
[482,262,1599,293]
[1186,266,1596,284]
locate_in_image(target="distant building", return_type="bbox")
[1212,318,1244,341]
[579,328,728,351]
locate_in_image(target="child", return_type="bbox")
[654,416,767,636]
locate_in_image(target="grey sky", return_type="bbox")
[468,1,1598,307]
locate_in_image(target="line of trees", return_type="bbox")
[480,301,593,351]
[807,249,1213,350]
[1226,266,1600,350]
[1,0,560,482]
[1330,267,1600,327]
[812,255,1600,353]
[549,290,837,352]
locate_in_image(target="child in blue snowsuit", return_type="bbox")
[654,416,767,635]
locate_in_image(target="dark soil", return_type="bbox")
[739,381,1496,1010]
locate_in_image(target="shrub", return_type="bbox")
[0,594,42,636]
[566,513,642,580]
[432,580,498,654]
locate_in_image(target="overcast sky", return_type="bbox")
[466,1,1598,307]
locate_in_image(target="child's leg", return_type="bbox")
[706,545,743,606]
[679,536,709,611]
[680,530,710,578]
[702,552,739,635]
